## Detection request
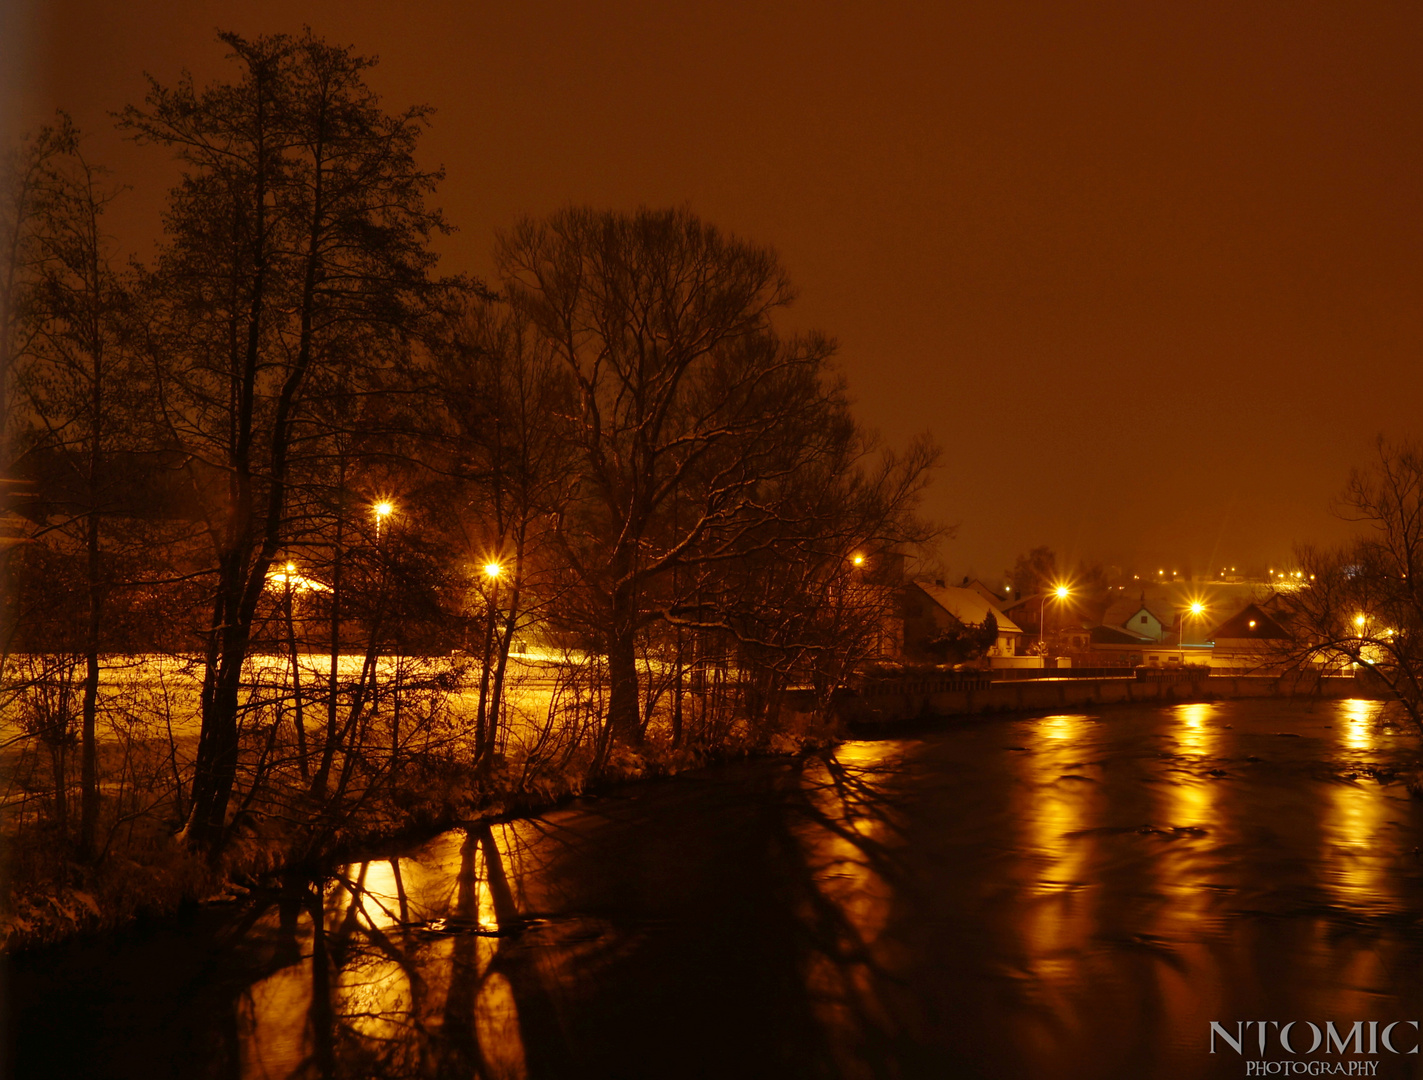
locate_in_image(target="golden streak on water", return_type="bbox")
[794,740,904,1074]
[1325,777,1396,915]
[232,827,533,1079]
[1340,697,1380,751]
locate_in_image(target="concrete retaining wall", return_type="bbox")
[839,672,1376,727]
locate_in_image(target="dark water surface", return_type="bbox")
[8,699,1423,1079]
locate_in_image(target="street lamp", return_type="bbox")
[1040,584,1070,649]
[476,558,506,766]
[482,561,504,650]
[373,500,394,543]
[1182,600,1205,664]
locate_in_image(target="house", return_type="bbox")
[1206,602,1292,671]
[1076,623,1157,667]
[1102,595,1176,643]
[901,581,1023,662]
[965,578,1009,607]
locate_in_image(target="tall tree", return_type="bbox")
[124,30,448,853]
[0,120,74,461]
[1008,546,1059,600]
[11,116,134,858]
[1288,438,1423,732]
[433,293,576,771]
[497,206,935,749]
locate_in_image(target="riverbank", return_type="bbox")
[0,671,1389,954]
[11,697,1423,1080]
[0,728,836,955]
[837,670,1375,727]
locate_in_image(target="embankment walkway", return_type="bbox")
[839,671,1376,726]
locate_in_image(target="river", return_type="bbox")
[6,698,1423,1079]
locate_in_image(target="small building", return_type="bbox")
[1207,602,1292,671]
[901,581,1023,662]
[1107,597,1175,643]
[1082,623,1155,666]
[964,578,1008,607]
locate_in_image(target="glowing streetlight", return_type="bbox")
[373,500,394,543]
[1181,600,1205,664]
[851,553,865,566]
[483,561,503,580]
[1040,583,1070,649]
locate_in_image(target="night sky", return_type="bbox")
[9,0,1422,579]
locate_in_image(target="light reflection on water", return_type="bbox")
[1325,699,1403,918]
[231,824,537,1079]
[1341,698,1382,752]
[1324,775,1399,916]
[12,698,1423,1080]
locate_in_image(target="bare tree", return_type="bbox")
[1288,438,1423,731]
[124,30,448,854]
[432,293,576,771]
[0,119,76,459]
[5,115,139,858]
[497,207,938,753]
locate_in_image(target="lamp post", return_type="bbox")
[1181,601,1204,664]
[281,561,310,778]
[373,500,394,544]
[476,561,503,765]
[1040,584,1069,650]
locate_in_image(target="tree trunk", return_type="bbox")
[50,740,67,834]
[187,605,250,852]
[284,583,309,780]
[311,487,345,799]
[78,509,101,859]
[606,590,642,748]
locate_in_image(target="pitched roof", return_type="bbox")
[966,579,1007,606]
[1090,624,1156,646]
[1209,602,1292,641]
[912,582,1023,635]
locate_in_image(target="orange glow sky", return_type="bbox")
[10,0,1422,578]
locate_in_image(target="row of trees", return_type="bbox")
[0,30,938,871]
[1285,440,1423,733]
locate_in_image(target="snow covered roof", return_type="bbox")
[912,582,1022,634]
